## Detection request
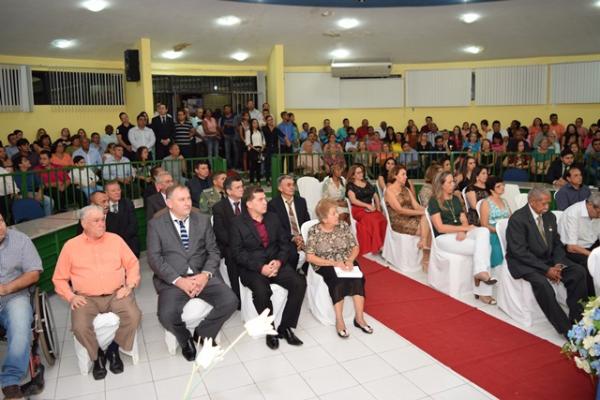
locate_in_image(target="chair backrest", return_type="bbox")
[346,198,357,237]
[462,187,469,211]
[514,193,529,211]
[476,199,484,218]
[553,189,559,199]
[551,210,563,220]
[496,218,510,256]
[297,176,321,220]
[588,247,600,281]
[300,219,320,244]
[424,210,438,250]
[12,198,45,223]
[502,183,522,213]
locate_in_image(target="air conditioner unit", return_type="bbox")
[331,60,392,78]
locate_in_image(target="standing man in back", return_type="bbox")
[151,104,175,160]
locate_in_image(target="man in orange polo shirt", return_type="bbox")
[52,205,141,380]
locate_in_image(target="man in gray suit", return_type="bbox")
[147,184,238,361]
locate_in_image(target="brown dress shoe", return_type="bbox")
[2,385,25,399]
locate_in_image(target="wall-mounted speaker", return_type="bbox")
[124,49,140,82]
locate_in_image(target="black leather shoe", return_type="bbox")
[278,327,303,346]
[92,349,107,380]
[199,337,218,347]
[181,338,197,362]
[106,348,124,374]
[266,334,279,350]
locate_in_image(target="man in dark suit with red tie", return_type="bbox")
[151,104,175,160]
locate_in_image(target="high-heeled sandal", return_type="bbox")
[353,319,374,334]
[474,276,497,287]
[337,329,350,338]
[475,295,497,305]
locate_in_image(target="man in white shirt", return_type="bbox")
[246,99,264,127]
[375,121,387,140]
[73,138,103,166]
[486,120,509,141]
[558,194,600,295]
[128,113,156,157]
[102,145,133,184]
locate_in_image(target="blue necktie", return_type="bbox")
[177,220,189,250]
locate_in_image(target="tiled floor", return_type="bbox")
[15,253,566,400]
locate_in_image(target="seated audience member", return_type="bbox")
[102,145,133,184]
[345,133,359,152]
[76,191,109,235]
[397,142,419,177]
[73,137,102,166]
[346,164,387,256]
[428,171,497,305]
[584,138,600,186]
[502,140,531,182]
[0,162,18,223]
[11,139,39,168]
[5,132,19,159]
[186,160,212,208]
[147,185,237,361]
[143,165,164,202]
[134,146,153,191]
[146,172,174,221]
[377,157,397,192]
[128,112,156,158]
[418,163,442,208]
[53,205,141,380]
[384,165,427,248]
[558,193,600,295]
[14,155,53,216]
[321,162,350,223]
[465,166,489,226]
[531,137,554,181]
[105,180,140,257]
[297,139,323,175]
[212,176,245,301]
[101,124,118,150]
[162,143,187,185]
[50,141,73,167]
[230,186,307,350]
[0,214,42,399]
[555,166,591,211]
[198,171,227,215]
[305,199,373,338]
[35,150,72,212]
[455,156,477,193]
[479,176,511,269]
[70,156,102,201]
[506,188,588,336]
[546,149,575,187]
[268,175,311,273]
[322,133,345,173]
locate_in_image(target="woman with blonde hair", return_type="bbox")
[306,198,372,338]
[321,162,349,223]
[418,163,442,207]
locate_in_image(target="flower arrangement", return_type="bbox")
[562,297,600,377]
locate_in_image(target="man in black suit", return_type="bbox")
[230,186,306,350]
[105,180,140,257]
[151,104,175,160]
[506,187,588,337]
[142,165,164,204]
[212,175,244,302]
[145,171,174,221]
[546,149,575,187]
[267,175,310,274]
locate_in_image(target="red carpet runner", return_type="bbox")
[360,256,595,399]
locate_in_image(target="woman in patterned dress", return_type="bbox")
[479,176,511,268]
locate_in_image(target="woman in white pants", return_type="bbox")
[428,171,497,305]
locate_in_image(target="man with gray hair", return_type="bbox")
[506,187,588,337]
[558,192,600,295]
[53,205,141,380]
[146,171,174,220]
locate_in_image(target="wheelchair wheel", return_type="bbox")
[34,289,60,365]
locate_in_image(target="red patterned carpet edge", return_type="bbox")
[359,256,594,400]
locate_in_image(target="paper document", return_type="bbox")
[334,266,363,278]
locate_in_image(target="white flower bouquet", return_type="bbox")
[562,297,600,380]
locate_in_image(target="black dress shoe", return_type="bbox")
[106,348,124,374]
[181,338,197,362]
[92,349,107,380]
[278,327,303,346]
[266,334,279,350]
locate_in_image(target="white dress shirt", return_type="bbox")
[128,126,156,151]
[559,201,600,248]
[169,211,193,282]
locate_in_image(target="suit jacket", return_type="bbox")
[229,212,292,273]
[267,195,311,237]
[108,198,140,257]
[546,159,568,184]
[146,192,166,221]
[212,197,241,256]
[146,210,220,292]
[143,183,158,201]
[150,115,175,142]
[506,205,569,279]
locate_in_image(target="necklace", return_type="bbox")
[444,198,458,224]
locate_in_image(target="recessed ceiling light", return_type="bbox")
[460,12,480,23]
[51,39,76,49]
[337,18,359,29]
[216,15,241,26]
[82,0,108,12]
[463,45,483,54]
[162,50,183,60]
[330,49,350,59]
[595,0,600,7]
[231,51,249,62]
[321,10,333,17]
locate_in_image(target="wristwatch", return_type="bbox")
[202,271,213,280]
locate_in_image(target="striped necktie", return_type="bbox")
[177,220,189,250]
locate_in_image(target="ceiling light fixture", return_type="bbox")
[463,45,483,54]
[82,0,108,12]
[231,51,249,62]
[162,50,183,60]
[595,0,600,7]
[330,48,350,59]
[216,15,241,26]
[51,39,76,49]
[460,12,480,23]
[337,18,359,29]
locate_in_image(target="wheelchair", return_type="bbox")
[0,287,60,396]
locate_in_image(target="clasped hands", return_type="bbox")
[175,273,209,298]
[545,264,564,283]
[261,260,282,278]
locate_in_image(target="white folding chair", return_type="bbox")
[300,220,353,325]
[551,210,563,220]
[475,199,484,218]
[462,187,469,211]
[73,313,139,375]
[588,247,600,296]
[496,218,567,327]
[297,176,322,220]
[502,183,522,213]
[424,211,474,298]
[164,299,213,355]
[380,197,422,273]
[346,198,358,237]
[239,280,288,331]
[513,193,529,210]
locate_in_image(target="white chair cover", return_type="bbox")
[219,258,231,287]
[588,247,600,296]
[424,211,474,298]
[73,312,139,375]
[380,196,422,273]
[297,176,322,220]
[347,198,358,237]
[239,279,288,331]
[164,298,213,355]
[462,187,469,211]
[502,184,522,213]
[496,218,567,327]
[513,193,529,211]
[475,199,484,218]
